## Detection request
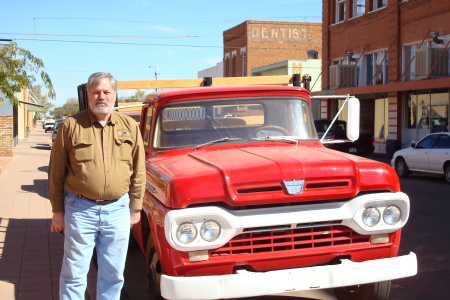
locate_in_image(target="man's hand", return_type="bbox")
[51,212,65,233]
[130,209,141,228]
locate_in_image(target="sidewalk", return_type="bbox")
[0,125,96,300]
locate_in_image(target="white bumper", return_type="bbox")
[161,252,417,300]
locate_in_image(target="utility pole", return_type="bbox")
[149,65,159,91]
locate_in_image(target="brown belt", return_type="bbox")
[80,195,118,204]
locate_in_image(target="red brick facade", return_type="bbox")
[322,0,450,153]
[0,115,14,156]
[323,0,450,90]
[223,21,322,77]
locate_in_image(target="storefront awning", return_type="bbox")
[18,100,44,112]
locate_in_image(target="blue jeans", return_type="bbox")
[60,192,130,300]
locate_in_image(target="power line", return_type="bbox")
[0,32,204,39]
[5,36,321,51]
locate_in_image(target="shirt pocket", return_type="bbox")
[73,139,94,162]
[115,137,134,161]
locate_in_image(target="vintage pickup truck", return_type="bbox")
[130,85,417,300]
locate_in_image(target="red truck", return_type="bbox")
[130,85,417,300]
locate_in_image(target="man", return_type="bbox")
[49,72,145,300]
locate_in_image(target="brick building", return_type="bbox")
[321,0,450,155]
[223,20,322,78]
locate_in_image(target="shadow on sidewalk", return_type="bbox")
[0,218,97,300]
[31,143,52,151]
[0,218,63,299]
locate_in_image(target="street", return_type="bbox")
[121,163,450,300]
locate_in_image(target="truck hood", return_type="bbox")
[147,144,399,208]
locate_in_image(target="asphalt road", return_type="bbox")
[121,171,450,300]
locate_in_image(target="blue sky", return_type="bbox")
[1,0,321,108]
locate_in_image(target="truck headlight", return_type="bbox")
[200,220,221,242]
[362,207,380,227]
[176,222,197,244]
[383,205,401,225]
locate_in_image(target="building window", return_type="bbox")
[225,56,230,77]
[402,44,417,82]
[353,0,365,17]
[232,53,237,77]
[336,0,346,23]
[307,50,318,59]
[373,0,387,10]
[365,51,388,85]
[405,91,449,143]
[240,47,247,76]
[374,95,388,143]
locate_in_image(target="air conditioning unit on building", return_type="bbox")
[329,64,357,89]
[414,47,449,79]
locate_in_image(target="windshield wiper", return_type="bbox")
[250,137,298,145]
[193,137,242,151]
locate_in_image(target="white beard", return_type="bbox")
[91,104,113,115]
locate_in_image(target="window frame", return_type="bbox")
[336,0,346,23]
[353,0,365,17]
[372,0,387,11]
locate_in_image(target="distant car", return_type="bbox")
[44,120,55,132]
[51,119,65,148]
[119,110,141,125]
[314,119,374,157]
[391,132,450,184]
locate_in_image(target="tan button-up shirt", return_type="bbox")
[49,109,146,213]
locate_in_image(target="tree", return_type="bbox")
[31,85,54,116]
[62,98,79,116]
[0,42,55,106]
[118,89,147,103]
[51,98,79,119]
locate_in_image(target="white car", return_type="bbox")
[44,120,55,133]
[391,132,450,184]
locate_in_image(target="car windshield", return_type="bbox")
[153,96,317,149]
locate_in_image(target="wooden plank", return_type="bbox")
[117,75,294,90]
[117,78,204,90]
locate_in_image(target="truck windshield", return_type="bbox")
[153,96,318,149]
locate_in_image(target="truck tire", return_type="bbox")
[395,157,410,178]
[146,237,164,300]
[334,280,391,300]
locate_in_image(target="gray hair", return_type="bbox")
[86,72,117,92]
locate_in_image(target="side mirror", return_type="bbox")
[411,143,416,148]
[346,97,360,141]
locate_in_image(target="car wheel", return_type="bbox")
[445,163,450,184]
[395,157,409,178]
[146,236,164,300]
[334,280,391,300]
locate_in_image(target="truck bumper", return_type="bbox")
[161,252,417,300]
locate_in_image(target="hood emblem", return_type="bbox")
[283,179,305,195]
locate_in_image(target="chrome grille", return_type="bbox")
[210,225,370,257]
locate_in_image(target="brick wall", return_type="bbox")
[0,115,14,156]
[322,0,450,90]
[223,20,322,77]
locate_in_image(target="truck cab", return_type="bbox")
[132,85,416,300]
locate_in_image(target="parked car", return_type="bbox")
[118,110,141,125]
[314,119,375,157]
[44,119,55,132]
[51,119,65,148]
[391,132,450,184]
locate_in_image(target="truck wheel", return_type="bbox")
[395,157,409,178]
[334,280,391,300]
[146,237,164,300]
